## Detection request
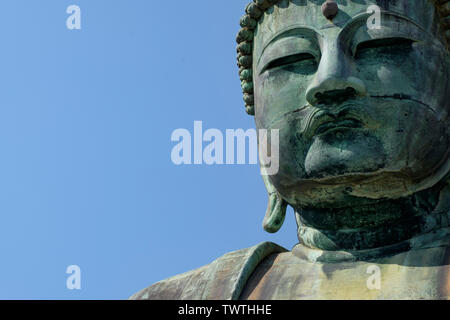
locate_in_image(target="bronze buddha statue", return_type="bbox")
[131,0,450,300]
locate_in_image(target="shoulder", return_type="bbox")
[129,241,287,300]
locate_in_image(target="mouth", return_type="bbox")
[315,118,364,135]
[309,106,367,138]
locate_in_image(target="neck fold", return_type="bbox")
[294,180,450,252]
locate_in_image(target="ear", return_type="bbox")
[261,169,288,233]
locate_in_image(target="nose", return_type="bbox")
[305,40,366,106]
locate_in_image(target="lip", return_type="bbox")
[315,118,364,135]
[308,105,368,138]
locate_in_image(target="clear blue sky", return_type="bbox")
[0,0,298,299]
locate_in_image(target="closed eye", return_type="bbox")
[261,52,317,74]
[354,37,415,59]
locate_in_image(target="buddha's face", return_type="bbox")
[254,0,450,208]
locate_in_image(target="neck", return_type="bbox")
[294,179,450,254]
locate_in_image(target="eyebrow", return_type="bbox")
[257,9,435,68]
[257,26,320,68]
[339,10,430,41]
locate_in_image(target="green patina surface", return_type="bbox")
[132,0,450,300]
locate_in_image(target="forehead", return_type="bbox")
[254,0,438,56]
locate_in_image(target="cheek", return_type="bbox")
[254,71,314,125]
[254,72,316,180]
[356,49,418,95]
[414,45,450,115]
[255,111,311,187]
[263,116,310,195]
[357,44,449,172]
[368,97,449,176]
[357,43,450,109]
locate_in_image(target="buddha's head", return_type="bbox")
[237,0,450,234]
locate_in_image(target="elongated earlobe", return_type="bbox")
[260,152,288,233]
[263,192,288,233]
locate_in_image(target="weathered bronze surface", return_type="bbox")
[132,0,450,300]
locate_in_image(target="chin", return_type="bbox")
[303,129,386,179]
